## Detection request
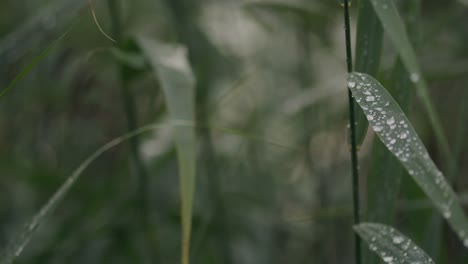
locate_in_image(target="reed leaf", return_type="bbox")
[137,36,197,264]
[348,72,468,245]
[354,0,383,146]
[370,0,451,160]
[355,223,436,264]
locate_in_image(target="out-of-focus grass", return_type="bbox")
[0,0,467,264]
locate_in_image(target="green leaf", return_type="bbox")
[355,223,436,264]
[364,2,420,263]
[348,72,468,245]
[354,0,384,146]
[370,0,451,160]
[137,36,197,264]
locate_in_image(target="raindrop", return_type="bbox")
[443,211,451,219]
[366,96,375,102]
[373,126,383,132]
[348,81,356,89]
[410,73,420,83]
[464,239,468,248]
[392,236,404,244]
[383,256,394,263]
[386,117,395,126]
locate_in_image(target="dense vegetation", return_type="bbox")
[1,0,468,263]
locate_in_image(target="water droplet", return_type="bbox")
[348,81,356,88]
[386,117,395,126]
[392,236,404,244]
[366,96,375,102]
[367,114,374,121]
[374,126,383,132]
[463,239,468,248]
[443,211,451,219]
[410,73,420,83]
[383,256,394,263]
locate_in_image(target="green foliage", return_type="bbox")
[138,36,197,264]
[355,223,435,264]
[348,72,468,245]
[370,0,451,160]
[354,0,383,146]
[0,0,468,264]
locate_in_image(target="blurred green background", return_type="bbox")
[1,0,468,263]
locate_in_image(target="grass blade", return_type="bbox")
[354,0,384,146]
[348,72,468,245]
[364,60,415,264]
[0,27,72,98]
[364,2,419,263]
[137,36,196,264]
[0,122,170,264]
[355,223,436,264]
[370,0,451,160]
[0,118,292,264]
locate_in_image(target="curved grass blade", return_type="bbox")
[0,122,171,264]
[0,117,301,264]
[355,223,436,264]
[353,0,383,146]
[370,0,451,160]
[89,0,116,42]
[364,2,420,262]
[136,36,196,264]
[0,27,72,98]
[348,72,468,245]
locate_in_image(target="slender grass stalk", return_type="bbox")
[342,1,361,264]
[106,0,149,223]
[105,6,157,261]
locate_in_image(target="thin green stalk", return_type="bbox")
[105,6,155,262]
[107,0,149,223]
[342,1,361,264]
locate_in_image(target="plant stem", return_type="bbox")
[106,0,149,226]
[343,1,361,264]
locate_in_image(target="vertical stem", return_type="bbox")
[107,0,149,226]
[343,1,362,264]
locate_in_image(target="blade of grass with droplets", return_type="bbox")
[355,223,436,264]
[354,0,383,146]
[364,2,419,263]
[370,0,451,161]
[364,60,413,264]
[137,36,196,264]
[348,72,468,245]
